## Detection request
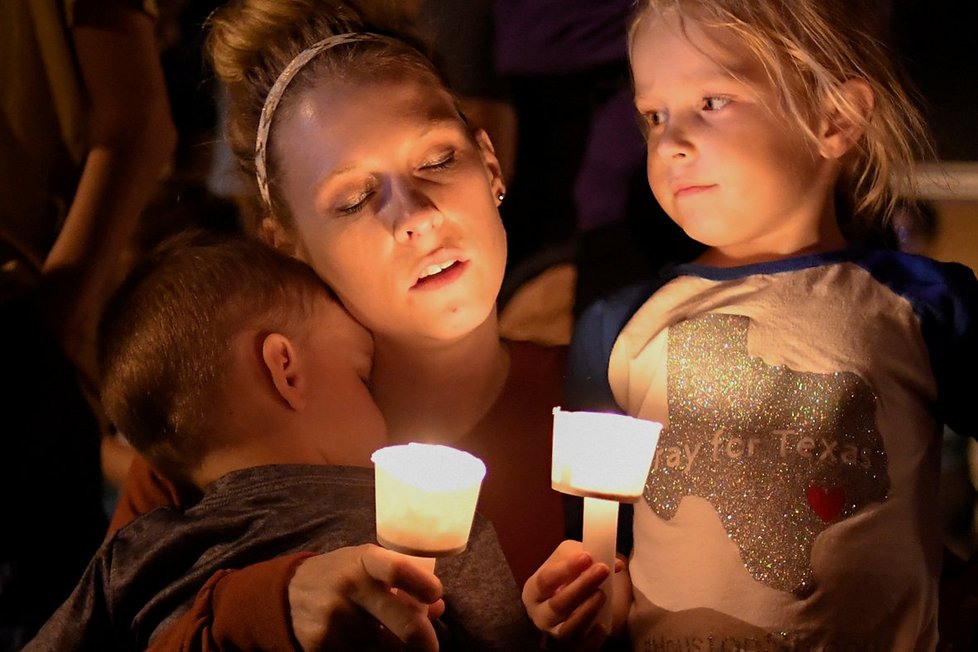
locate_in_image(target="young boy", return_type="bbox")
[25,231,536,651]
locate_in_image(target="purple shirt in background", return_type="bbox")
[493,0,634,75]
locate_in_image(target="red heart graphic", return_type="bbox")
[806,485,845,523]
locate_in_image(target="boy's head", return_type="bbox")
[98,230,385,487]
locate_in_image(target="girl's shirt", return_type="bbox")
[568,249,977,650]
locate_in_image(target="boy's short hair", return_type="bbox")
[98,230,332,483]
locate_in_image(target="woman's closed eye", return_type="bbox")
[336,188,374,215]
[420,149,457,172]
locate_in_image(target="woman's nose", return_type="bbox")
[391,182,443,244]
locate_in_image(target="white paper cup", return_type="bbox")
[372,443,487,556]
[551,408,662,501]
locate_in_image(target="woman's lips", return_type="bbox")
[412,259,466,289]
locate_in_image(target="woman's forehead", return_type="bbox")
[281,74,461,140]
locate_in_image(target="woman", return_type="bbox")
[110,1,567,648]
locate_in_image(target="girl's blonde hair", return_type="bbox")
[205,0,450,232]
[629,0,934,232]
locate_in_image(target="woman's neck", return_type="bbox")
[369,314,510,444]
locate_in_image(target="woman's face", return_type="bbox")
[272,74,508,345]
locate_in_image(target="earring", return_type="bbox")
[497,191,506,203]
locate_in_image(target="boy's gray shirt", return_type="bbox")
[26,464,537,651]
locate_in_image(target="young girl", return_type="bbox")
[524,0,978,648]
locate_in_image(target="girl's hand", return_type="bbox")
[288,544,445,651]
[522,540,624,651]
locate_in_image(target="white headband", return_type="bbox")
[254,32,392,210]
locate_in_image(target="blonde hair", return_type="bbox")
[205,0,450,232]
[629,0,934,231]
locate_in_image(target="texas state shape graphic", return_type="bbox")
[644,313,889,595]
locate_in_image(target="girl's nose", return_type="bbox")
[656,118,695,161]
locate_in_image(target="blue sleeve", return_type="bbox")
[920,262,978,439]
[565,281,660,412]
[862,253,978,439]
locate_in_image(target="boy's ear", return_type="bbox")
[473,128,506,205]
[261,333,306,411]
[818,78,874,160]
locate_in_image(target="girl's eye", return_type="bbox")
[422,150,457,171]
[644,110,667,128]
[702,96,731,111]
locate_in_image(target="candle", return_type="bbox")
[551,408,661,629]
[372,443,487,564]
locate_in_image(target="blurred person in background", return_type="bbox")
[0,0,175,647]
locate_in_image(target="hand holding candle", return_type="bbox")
[551,408,661,629]
[372,443,487,572]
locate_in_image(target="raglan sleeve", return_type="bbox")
[565,283,655,413]
[918,261,978,440]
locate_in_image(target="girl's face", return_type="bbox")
[631,14,841,265]
[273,75,507,344]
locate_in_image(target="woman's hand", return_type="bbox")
[289,544,445,651]
[522,540,626,651]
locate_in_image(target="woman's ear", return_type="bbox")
[261,333,306,411]
[818,78,875,160]
[474,128,507,204]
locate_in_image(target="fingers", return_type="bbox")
[288,545,443,652]
[347,581,437,652]
[523,540,619,651]
[549,562,610,618]
[349,546,442,651]
[525,540,591,601]
[427,598,447,620]
[360,546,443,603]
[531,561,611,633]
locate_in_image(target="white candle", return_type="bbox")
[372,443,487,558]
[551,408,661,629]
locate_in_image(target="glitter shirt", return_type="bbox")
[567,249,978,650]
